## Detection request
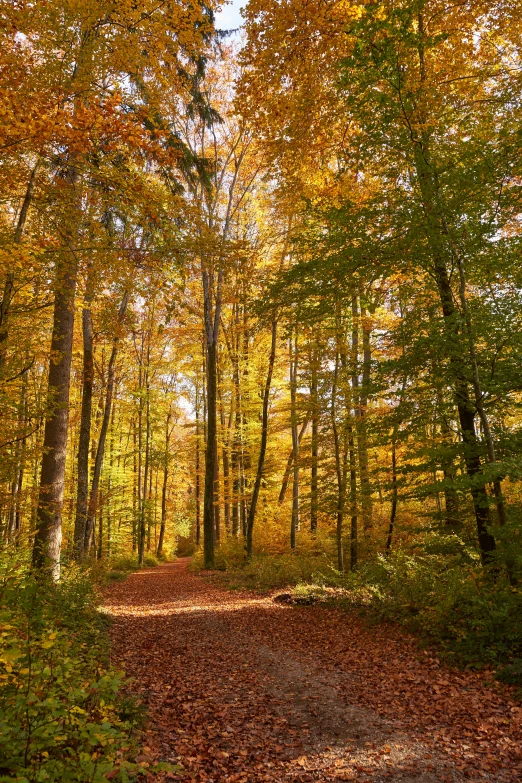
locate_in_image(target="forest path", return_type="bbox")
[103,559,521,783]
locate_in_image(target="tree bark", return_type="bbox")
[0,162,39,375]
[195,382,201,547]
[330,350,345,572]
[385,440,398,555]
[289,332,299,550]
[203,336,218,567]
[310,348,319,532]
[73,286,94,558]
[157,411,171,558]
[32,252,78,578]
[359,302,373,529]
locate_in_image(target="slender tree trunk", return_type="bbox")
[240,309,251,538]
[146,459,152,552]
[0,163,39,375]
[204,337,218,567]
[359,302,373,529]
[73,286,94,558]
[246,319,277,558]
[7,374,28,543]
[213,431,220,544]
[195,384,201,547]
[278,416,310,505]
[455,256,507,527]
[413,140,495,562]
[310,348,319,532]
[331,351,345,572]
[218,363,231,533]
[385,440,398,554]
[140,368,151,563]
[97,490,103,560]
[137,378,144,562]
[132,420,138,551]
[157,411,170,558]
[231,305,241,537]
[289,332,299,550]
[348,419,357,571]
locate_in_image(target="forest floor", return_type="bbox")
[103,559,522,783]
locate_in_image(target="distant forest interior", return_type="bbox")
[1,1,522,781]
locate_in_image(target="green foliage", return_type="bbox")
[193,537,333,590]
[350,549,522,685]
[96,554,161,583]
[108,556,139,573]
[0,553,149,782]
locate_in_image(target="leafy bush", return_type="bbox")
[108,555,139,573]
[192,537,333,590]
[353,550,522,670]
[0,554,151,782]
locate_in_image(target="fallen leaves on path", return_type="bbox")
[103,560,522,783]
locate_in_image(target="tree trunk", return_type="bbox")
[201,259,223,568]
[32,252,78,578]
[7,372,28,543]
[157,410,171,558]
[139,368,151,563]
[132,419,138,551]
[278,416,310,505]
[246,319,277,558]
[231,305,241,537]
[289,332,299,550]
[330,351,345,572]
[385,440,398,555]
[0,163,39,375]
[203,337,217,567]
[310,348,319,532]
[73,290,94,558]
[413,139,495,562]
[195,383,201,547]
[359,302,373,529]
[218,362,231,533]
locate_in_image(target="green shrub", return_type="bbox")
[192,538,333,590]
[333,548,522,685]
[0,554,153,782]
[142,554,158,568]
[109,555,139,573]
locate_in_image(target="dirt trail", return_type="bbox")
[103,560,522,783]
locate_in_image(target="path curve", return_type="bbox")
[103,559,522,783]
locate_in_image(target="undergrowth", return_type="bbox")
[0,550,169,783]
[101,553,161,584]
